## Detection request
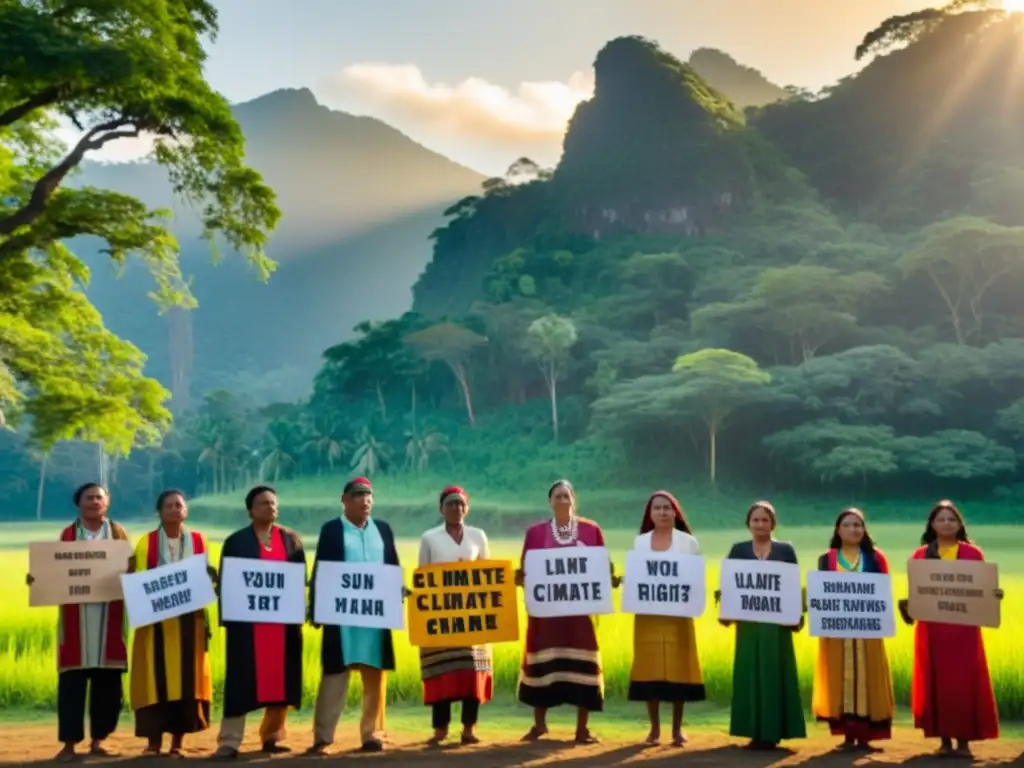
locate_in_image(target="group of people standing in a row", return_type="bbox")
[34,479,1002,761]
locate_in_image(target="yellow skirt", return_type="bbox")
[628,615,706,702]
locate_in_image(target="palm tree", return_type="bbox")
[404,429,449,473]
[302,419,346,475]
[350,425,391,476]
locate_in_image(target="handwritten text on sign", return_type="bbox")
[408,559,518,647]
[28,539,132,606]
[121,553,217,629]
[621,551,706,618]
[313,562,405,629]
[719,558,802,626]
[806,570,895,638]
[220,557,307,625]
[523,547,614,618]
[907,559,1000,628]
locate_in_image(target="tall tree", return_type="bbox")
[669,349,771,482]
[524,314,578,440]
[404,323,487,425]
[897,216,1024,344]
[0,0,279,452]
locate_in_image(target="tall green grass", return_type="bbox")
[2,522,1022,720]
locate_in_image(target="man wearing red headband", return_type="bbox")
[308,477,401,756]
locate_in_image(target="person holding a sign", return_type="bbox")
[902,501,1000,757]
[416,485,493,746]
[35,483,131,761]
[721,501,806,750]
[811,508,894,750]
[516,479,608,745]
[308,476,399,756]
[128,490,215,757]
[213,486,308,761]
[628,491,705,747]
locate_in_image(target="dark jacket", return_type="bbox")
[310,517,400,673]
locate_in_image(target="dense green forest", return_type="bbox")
[6,4,1024,520]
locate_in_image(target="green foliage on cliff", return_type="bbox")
[9,8,1024,519]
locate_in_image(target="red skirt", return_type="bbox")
[911,621,998,741]
[421,647,493,705]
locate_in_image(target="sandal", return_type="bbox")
[460,733,480,745]
[521,725,548,742]
[574,730,600,745]
[644,730,660,746]
[426,732,447,747]
[671,733,687,747]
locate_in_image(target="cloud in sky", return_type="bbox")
[333,63,594,143]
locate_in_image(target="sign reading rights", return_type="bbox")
[121,553,217,629]
[620,551,706,618]
[907,559,1001,628]
[806,570,895,639]
[313,562,405,629]
[523,547,614,618]
[220,557,307,625]
[407,559,518,647]
[28,539,133,606]
[718,558,802,626]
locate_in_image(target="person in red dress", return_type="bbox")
[212,486,307,761]
[900,500,1002,757]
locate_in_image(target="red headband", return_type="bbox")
[440,485,468,507]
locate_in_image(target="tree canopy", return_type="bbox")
[0,0,279,452]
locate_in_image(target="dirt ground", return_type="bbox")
[0,726,1021,768]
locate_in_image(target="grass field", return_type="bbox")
[2,519,1022,725]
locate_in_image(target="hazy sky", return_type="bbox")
[92,0,941,174]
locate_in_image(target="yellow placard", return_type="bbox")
[407,559,519,648]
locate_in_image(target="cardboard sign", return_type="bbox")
[28,539,133,606]
[120,553,217,629]
[718,558,802,626]
[523,547,614,618]
[407,559,519,647]
[907,559,1000,628]
[313,561,405,629]
[620,551,706,618]
[220,557,307,625]
[807,570,895,639]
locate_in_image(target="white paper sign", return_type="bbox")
[807,570,895,639]
[314,561,405,629]
[120,553,216,629]
[719,558,802,626]
[220,557,307,625]
[621,551,706,618]
[523,547,613,618]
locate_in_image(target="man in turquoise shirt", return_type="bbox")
[308,477,401,755]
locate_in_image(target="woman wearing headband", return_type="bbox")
[417,486,493,746]
[811,508,894,751]
[628,491,706,747]
[516,480,608,744]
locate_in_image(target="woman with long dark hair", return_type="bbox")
[811,508,894,751]
[722,501,806,749]
[628,491,705,747]
[129,490,214,756]
[516,480,607,744]
[901,500,1001,757]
